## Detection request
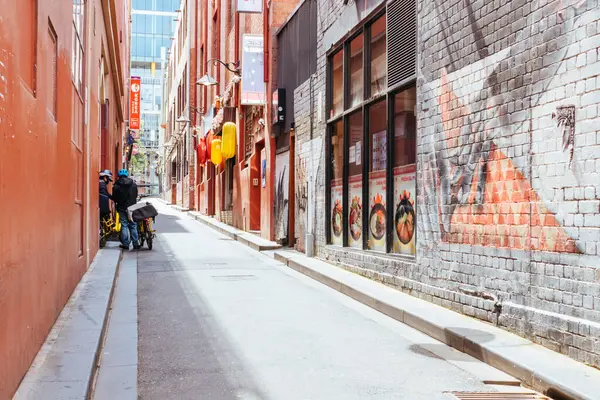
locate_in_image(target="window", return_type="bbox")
[72,0,85,94]
[330,120,344,246]
[330,50,343,117]
[19,0,37,92]
[367,100,386,251]
[349,34,363,108]
[326,5,416,257]
[392,87,416,255]
[48,21,58,118]
[347,111,363,249]
[370,15,386,96]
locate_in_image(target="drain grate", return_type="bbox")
[446,393,550,400]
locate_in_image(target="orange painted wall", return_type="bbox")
[0,0,128,397]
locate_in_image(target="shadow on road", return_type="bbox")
[137,234,269,400]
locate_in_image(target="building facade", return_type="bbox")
[164,0,300,238]
[130,0,178,194]
[283,0,600,368]
[0,0,130,396]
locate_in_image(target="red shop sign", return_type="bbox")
[130,77,141,130]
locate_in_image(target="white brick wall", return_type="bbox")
[289,0,600,368]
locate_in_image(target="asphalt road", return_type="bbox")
[137,202,503,400]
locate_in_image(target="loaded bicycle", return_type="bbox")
[128,196,158,250]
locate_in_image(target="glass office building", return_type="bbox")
[131,0,179,193]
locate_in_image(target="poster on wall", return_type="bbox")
[368,171,386,252]
[372,131,387,170]
[393,164,416,255]
[330,178,343,246]
[237,0,263,13]
[241,35,265,105]
[348,175,362,249]
[275,152,289,242]
[261,158,267,187]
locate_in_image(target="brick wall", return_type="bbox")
[296,0,600,367]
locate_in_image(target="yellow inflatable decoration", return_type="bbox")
[221,122,236,159]
[211,138,223,165]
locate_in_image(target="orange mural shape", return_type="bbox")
[437,70,580,254]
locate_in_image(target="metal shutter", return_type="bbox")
[387,0,416,88]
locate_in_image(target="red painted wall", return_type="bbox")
[0,0,128,397]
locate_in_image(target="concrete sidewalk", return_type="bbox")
[188,210,281,251]
[13,244,122,400]
[272,249,600,400]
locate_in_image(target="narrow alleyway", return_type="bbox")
[136,202,511,400]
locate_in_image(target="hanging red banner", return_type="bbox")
[129,76,141,130]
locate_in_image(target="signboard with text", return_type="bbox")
[237,0,263,13]
[129,76,141,130]
[241,35,265,105]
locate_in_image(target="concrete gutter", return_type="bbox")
[14,244,122,400]
[187,210,281,251]
[272,250,600,400]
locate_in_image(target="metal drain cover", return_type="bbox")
[446,393,550,400]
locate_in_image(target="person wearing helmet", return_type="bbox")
[112,169,140,250]
[99,170,113,219]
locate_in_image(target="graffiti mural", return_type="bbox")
[419,0,598,254]
[295,150,308,252]
[275,152,290,242]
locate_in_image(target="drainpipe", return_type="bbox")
[306,72,317,257]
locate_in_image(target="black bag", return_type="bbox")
[128,202,158,222]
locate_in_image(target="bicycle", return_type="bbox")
[137,216,155,250]
[99,211,121,248]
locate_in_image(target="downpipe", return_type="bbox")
[305,73,317,257]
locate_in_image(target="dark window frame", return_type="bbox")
[325,4,417,259]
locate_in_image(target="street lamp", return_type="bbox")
[196,58,240,87]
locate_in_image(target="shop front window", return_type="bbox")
[370,15,386,96]
[349,34,363,108]
[331,51,344,117]
[330,120,344,246]
[392,86,416,256]
[347,111,363,249]
[367,100,387,251]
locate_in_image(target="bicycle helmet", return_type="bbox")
[118,169,129,177]
[99,169,113,181]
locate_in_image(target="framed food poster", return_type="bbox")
[368,170,386,252]
[330,178,343,246]
[348,174,362,249]
[393,164,416,255]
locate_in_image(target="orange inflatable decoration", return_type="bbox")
[206,131,214,159]
[196,137,207,165]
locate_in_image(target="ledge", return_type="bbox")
[273,250,600,400]
[14,244,122,400]
[188,211,281,251]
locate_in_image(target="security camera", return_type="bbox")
[258,118,266,127]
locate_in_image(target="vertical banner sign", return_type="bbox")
[237,0,263,12]
[241,35,265,105]
[130,76,141,130]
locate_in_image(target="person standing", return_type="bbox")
[99,170,113,220]
[113,169,140,250]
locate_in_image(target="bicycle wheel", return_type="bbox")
[138,222,145,247]
[100,227,107,248]
[145,220,153,250]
